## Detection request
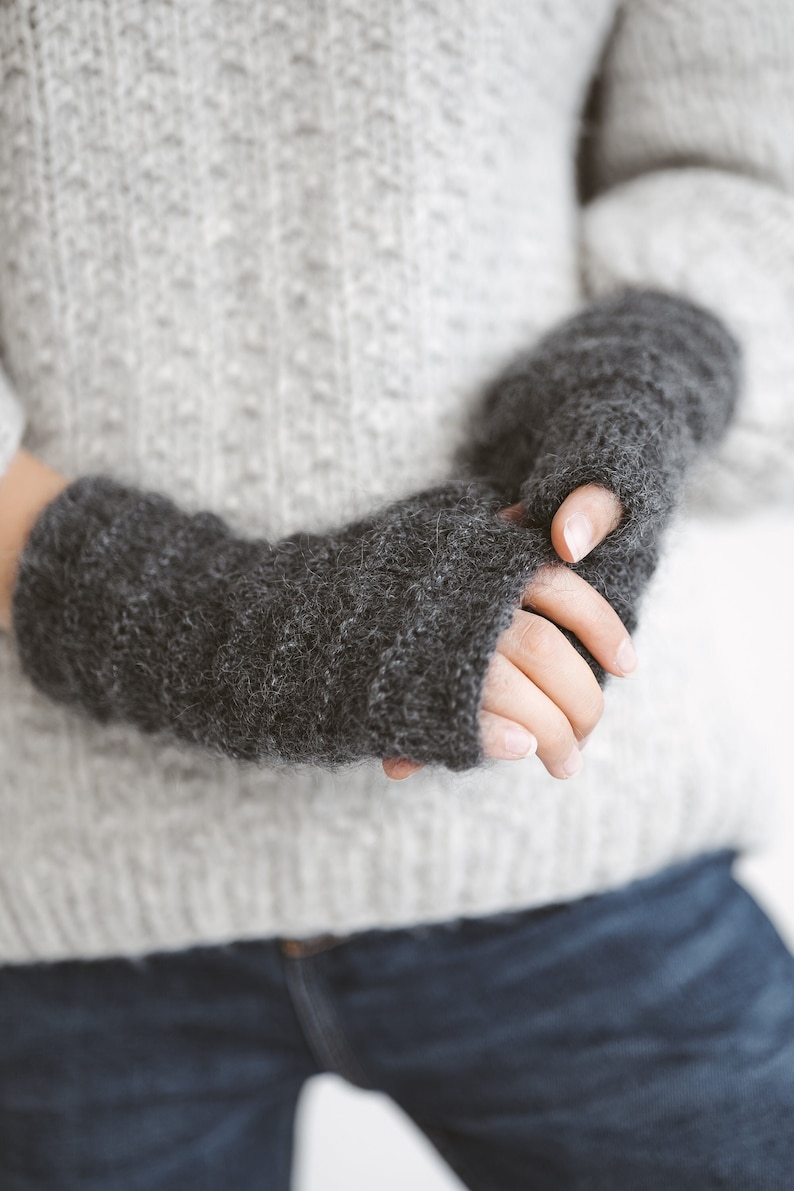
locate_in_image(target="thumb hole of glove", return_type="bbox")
[498,485,622,562]
[550,484,623,563]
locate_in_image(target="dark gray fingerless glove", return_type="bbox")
[464,290,741,665]
[12,478,559,771]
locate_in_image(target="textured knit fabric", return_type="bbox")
[579,0,794,511]
[0,0,791,962]
[13,290,739,765]
[465,289,740,657]
[14,478,557,770]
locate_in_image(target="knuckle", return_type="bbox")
[523,564,560,604]
[577,591,622,645]
[482,651,513,700]
[539,717,573,761]
[576,687,605,733]
[514,614,558,665]
[585,595,611,627]
[595,602,621,639]
[571,580,608,622]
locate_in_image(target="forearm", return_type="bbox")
[0,449,68,633]
[11,472,554,770]
[468,291,739,508]
[462,289,740,672]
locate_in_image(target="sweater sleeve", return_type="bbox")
[580,0,794,512]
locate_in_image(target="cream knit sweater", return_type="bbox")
[0,0,792,963]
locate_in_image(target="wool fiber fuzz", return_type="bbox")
[13,479,563,772]
[466,290,741,669]
[12,292,740,770]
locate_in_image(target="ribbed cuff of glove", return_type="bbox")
[12,478,557,771]
[465,289,741,643]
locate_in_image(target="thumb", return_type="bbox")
[551,484,623,564]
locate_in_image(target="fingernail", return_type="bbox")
[616,637,638,676]
[504,728,538,758]
[563,512,593,563]
[562,747,583,778]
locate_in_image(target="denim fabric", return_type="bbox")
[2,851,793,1190]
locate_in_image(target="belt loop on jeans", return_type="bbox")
[277,934,343,958]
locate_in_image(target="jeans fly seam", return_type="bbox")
[281,953,373,1090]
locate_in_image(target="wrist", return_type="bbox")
[0,449,68,633]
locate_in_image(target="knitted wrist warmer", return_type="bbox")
[12,478,557,772]
[464,289,741,660]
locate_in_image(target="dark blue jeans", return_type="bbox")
[2,851,794,1190]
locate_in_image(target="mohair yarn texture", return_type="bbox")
[13,479,558,771]
[465,290,741,654]
[13,290,740,773]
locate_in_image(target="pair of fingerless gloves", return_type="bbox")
[12,291,740,772]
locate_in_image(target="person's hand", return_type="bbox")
[383,483,629,781]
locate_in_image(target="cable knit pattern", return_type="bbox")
[0,0,787,961]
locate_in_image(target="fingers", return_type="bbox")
[479,711,538,761]
[383,488,632,783]
[498,610,604,740]
[383,567,634,781]
[500,484,622,561]
[382,757,423,780]
[480,564,638,779]
[382,711,538,781]
[482,650,584,779]
[550,483,623,563]
[523,564,637,679]
[498,502,525,525]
